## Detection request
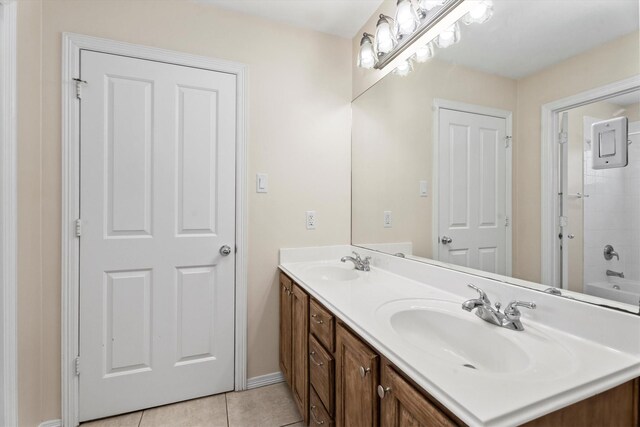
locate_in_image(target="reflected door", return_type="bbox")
[438,108,508,275]
[78,51,236,421]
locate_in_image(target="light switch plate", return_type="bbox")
[419,180,428,197]
[591,117,628,169]
[256,173,268,193]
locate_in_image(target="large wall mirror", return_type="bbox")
[351,0,640,313]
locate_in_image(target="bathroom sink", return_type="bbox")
[389,302,530,373]
[377,299,574,377]
[305,265,360,282]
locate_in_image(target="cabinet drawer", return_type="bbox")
[309,334,335,416]
[310,299,335,352]
[310,385,335,427]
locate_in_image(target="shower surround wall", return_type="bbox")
[582,106,640,289]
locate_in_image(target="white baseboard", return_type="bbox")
[39,420,62,427]
[246,371,284,390]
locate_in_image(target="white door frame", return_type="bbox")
[540,76,640,287]
[432,99,513,276]
[0,1,18,426]
[61,33,248,427]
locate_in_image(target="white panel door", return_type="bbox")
[438,108,508,275]
[79,50,236,421]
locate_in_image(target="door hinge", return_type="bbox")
[74,357,80,376]
[75,219,82,237]
[73,78,87,100]
[505,216,510,227]
[505,136,512,148]
[559,216,568,227]
[558,131,568,144]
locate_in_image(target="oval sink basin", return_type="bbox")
[305,265,359,282]
[377,299,534,374]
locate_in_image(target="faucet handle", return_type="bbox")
[352,251,362,261]
[467,284,491,305]
[504,300,536,319]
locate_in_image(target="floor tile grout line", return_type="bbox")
[224,392,230,427]
[138,410,144,427]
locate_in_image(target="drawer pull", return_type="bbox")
[359,366,371,378]
[309,351,324,367]
[311,313,325,324]
[377,385,391,399]
[310,405,325,425]
[282,286,291,295]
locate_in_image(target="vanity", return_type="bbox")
[278,246,640,427]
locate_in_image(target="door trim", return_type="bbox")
[540,76,640,288]
[432,99,513,276]
[0,1,18,426]
[61,33,248,427]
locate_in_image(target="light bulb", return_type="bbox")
[435,22,460,48]
[394,0,419,39]
[357,33,377,69]
[374,15,396,57]
[393,59,414,77]
[463,0,493,25]
[414,42,434,63]
[418,0,444,14]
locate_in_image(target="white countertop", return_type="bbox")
[279,245,640,427]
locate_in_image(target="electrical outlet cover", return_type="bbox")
[306,211,316,230]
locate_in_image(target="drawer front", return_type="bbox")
[309,334,335,416]
[310,385,335,427]
[310,299,335,352]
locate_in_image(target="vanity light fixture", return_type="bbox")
[393,58,414,76]
[375,15,397,57]
[357,32,377,69]
[356,0,492,74]
[414,41,434,62]
[435,22,460,48]
[394,0,420,39]
[462,0,493,25]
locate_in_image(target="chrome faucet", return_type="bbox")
[606,269,624,278]
[341,251,371,271]
[603,245,619,261]
[461,284,536,331]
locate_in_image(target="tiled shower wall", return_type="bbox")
[583,119,640,287]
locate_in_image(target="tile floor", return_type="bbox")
[80,383,303,427]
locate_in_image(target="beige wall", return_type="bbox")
[17,0,352,424]
[352,58,517,257]
[513,31,640,283]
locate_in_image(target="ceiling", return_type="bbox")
[434,0,639,79]
[197,0,385,38]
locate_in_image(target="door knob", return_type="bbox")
[441,236,453,244]
[567,234,575,240]
[219,245,232,256]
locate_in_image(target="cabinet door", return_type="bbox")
[291,283,309,424]
[279,273,293,387]
[380,363,456,427]
[336,323,379,427]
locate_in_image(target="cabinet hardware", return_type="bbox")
[377,385,391,399]
[310,405,325,425]
[359,366,371,378]
[311,313,325,324]
[309,351,324,367]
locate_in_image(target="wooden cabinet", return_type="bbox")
[279,273,293,386]
[379,361,457,427]
[279,273,309,424]
[336,322,379,427]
